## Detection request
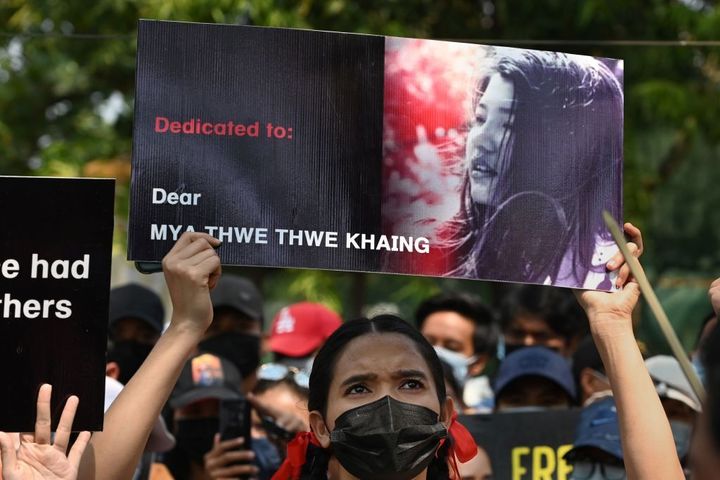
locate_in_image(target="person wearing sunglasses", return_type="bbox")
[257,364,310,390]
[252,363,311,435]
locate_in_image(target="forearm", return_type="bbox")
[79,319,204,480]
[591,317,683,480]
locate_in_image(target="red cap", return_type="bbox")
[269,302,342,357]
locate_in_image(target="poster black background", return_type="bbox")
[0,177,114,432]
[130,21,384,270]
[461,410,581,479]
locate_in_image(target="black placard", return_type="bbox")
[461,410,581,479]
[0,176,114,432]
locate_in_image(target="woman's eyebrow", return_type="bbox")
[477,102,513,114]
[392,369,428,379]
[339,373,377,387]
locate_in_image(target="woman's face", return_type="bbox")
[314,333,446,434]
[465,73,515,206]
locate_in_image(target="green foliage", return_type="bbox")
[1,0,718,344]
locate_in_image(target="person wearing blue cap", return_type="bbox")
[493,345,576,412]
[564,396,626,480]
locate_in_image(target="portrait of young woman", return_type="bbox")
[382,42,624,290]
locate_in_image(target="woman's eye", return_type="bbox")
[400,379,425,390]
[345,384,369,395]
[474,113,487,125]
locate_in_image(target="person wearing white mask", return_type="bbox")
[415,292,498,412]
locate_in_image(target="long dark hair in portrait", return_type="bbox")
[441,50,623,286]
[299,315,451,479]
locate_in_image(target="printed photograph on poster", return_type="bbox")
[129,21,623,290]
[382,38,624,290]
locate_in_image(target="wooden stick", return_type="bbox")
[602,211,706,402]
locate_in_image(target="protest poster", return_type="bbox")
[461,410,582,480]
[129,20,623,290]
[0,176,114,432]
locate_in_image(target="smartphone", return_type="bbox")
[134,261,163,274]
[219,398,252,450]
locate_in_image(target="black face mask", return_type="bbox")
[107,341,154,385]
[329,396,447,480]
[199,333,260,378]
[175,417,218,465]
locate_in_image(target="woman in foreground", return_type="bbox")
[272,314,479,479]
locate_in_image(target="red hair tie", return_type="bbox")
[271,431,321,480]
[440,411,478,479]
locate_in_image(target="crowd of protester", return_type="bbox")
[1,228,720,480]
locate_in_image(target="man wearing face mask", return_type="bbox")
[415,292,498,413]
[564,396,626,480]
[493,346,576,412]
[164,352,282,480]
[646,355,702,467]
[199,274,264,394]
[267,302,343,373]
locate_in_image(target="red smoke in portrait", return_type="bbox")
[382,38,489,274]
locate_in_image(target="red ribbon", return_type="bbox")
[271,431,321,480]
[443,411,479,479]
[449,411,478,462]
